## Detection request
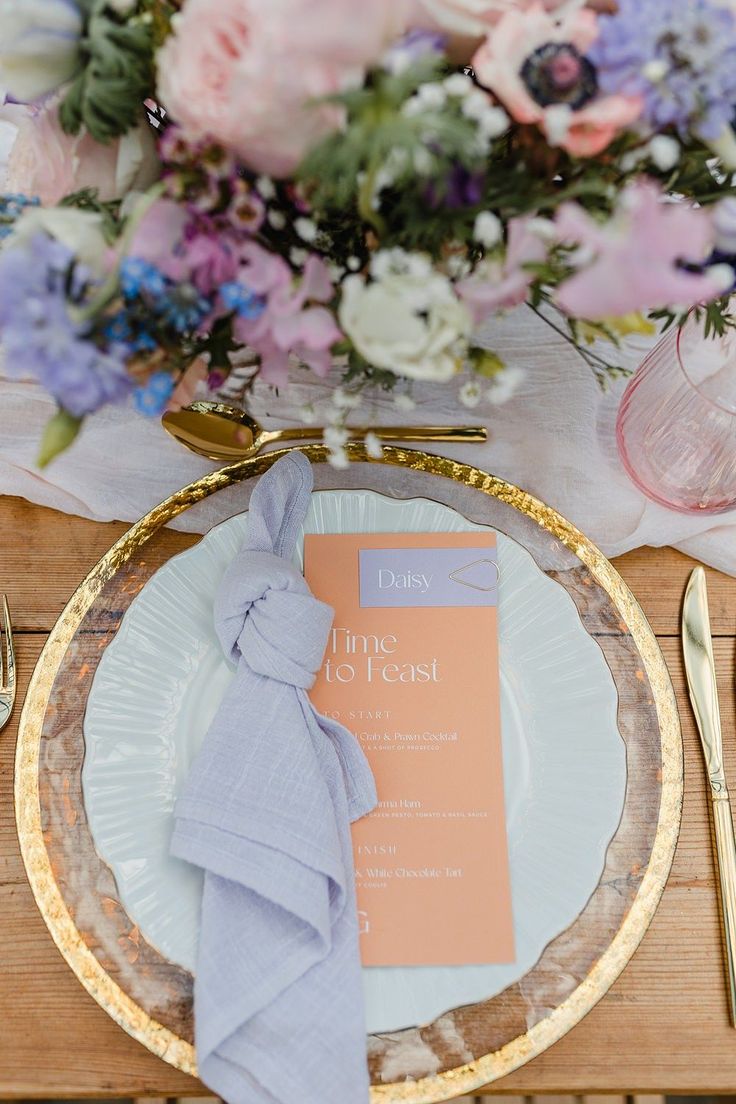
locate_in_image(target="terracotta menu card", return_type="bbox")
[304,531,514,967]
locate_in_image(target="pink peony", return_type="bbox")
[4,98,159,205]
[554,180,731,319]
[471,5,642,157]
[156,0,408,177]
[457,218,548,321]
[233,243,341,384]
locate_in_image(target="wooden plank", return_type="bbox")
[0,634,204,1098]
[1,495,735,637]
[0,496,196,633]
[614,545,736,637]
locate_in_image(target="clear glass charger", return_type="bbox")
[14,445,682,1103]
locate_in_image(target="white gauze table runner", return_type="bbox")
[1,305,735,575]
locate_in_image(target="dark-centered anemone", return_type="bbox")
[520,43,598,110]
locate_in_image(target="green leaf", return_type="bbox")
[469,348,505,378]
[37,411,83,468]
[58,1,156,142]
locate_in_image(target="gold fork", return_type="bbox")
[0,595,16,733]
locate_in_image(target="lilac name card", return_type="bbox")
[359,546,499,608]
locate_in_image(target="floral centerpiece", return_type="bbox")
[1,0,736,465]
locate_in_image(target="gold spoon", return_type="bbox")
[162,401,488,461]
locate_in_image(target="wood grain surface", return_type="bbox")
[1,495,735,1098]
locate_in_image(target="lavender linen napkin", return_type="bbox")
[170,452,377,1104]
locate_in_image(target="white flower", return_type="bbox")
[642,58,668,83]
[0,0,83,102]
[412,146,434,175]
[255,175,276,200]
[401,95,423,119]
[10,206,108,272]
[443,72,473,97]
[289,246,308,268]
[347,255,362,271]
[339,267,472,383]
[486,365,524,405]
[445,251,472,279]
[332,386,361,410]
[364,431,383,459]
[477,105,510,140]
[619,147,647,173]
[393,392,416,411]
[324,425,349,449]
[707,262,736,293]
[473,211,502,248]
[461,89,494,121]
[327,445,350,469]
[294,216,317,242]
[459,379,483,408]
[299,403,318,425]
[713,196,736,253]
[370,248,432,281]
[648,135,680,172]
[415,82,447,110]
[267,209,286,230]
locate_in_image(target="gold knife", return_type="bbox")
[683,565,736,1026]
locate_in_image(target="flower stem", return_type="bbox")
[358,158,387,238]
[71,181,167,325]
[529,302,627,384]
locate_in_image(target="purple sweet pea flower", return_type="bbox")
[382,28,447,74]
[425,165,485,209]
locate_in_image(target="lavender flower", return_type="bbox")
[0,233,131,415]
[589,0,736,140]
[424,164,485,209]
[382,29,447,74]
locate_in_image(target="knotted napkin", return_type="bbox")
[170,452,377,1104]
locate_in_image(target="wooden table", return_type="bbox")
[2,493,736,1099]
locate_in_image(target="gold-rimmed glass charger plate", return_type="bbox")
[15,445,682,1103]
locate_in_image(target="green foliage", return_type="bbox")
[139,0,181,47]
[58,188,122,242]
[37,410,83,467]
[469,347,504,377]
[59,0,156,143]
[701,299,736,338]
[194,315,241,372]
[298,57,487,245]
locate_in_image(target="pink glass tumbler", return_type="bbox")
[616,315,736,514]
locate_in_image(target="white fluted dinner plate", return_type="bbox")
[82,489,625,1034]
